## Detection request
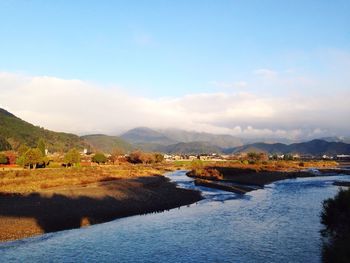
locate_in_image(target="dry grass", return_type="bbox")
[188,160,339,184]
[203,160,338,172]
[0,160,337,194]
[0,163,179,194]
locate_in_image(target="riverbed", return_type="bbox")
[1,170,349,263]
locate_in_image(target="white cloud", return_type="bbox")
[0,72,349,140]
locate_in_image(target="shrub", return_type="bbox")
[0,153,9,164]
[92,153,107,164]
[247,152,268,163]
[190,159,203,170]
[321,189,350,262]
[127,151,144,164]
[16,155,25,166]
[109,148,125,164]
[64,148,81,166]
[127,151,163,164]
[154,153,164,163]
[4,151,17,164]
[283,154,294,161]
[241,160,249,165]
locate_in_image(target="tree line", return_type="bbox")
[0,139,164,169]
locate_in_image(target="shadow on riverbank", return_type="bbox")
[0,176,202,242]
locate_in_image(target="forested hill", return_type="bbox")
[0,108,87,152]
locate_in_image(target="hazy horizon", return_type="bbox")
[1,1,349,140]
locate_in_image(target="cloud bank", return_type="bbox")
[0,71,349,140]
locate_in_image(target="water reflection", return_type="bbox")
[1,171,350,263]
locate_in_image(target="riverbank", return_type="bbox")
[188,160,342,193]
[0,165,202,242]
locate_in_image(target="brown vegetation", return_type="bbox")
[0,163,177,193]
[188,159,339,187]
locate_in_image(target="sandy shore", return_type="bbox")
[0,175,202,242]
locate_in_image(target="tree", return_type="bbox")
[64,148,81,166]
[246,152,267,164]
[0,136,12,151]
[109,148,125,164]
[37,139,46,156]
[154,153,164,163]
[92,152,107,164]
[127,151,143,164]
[4,151,16,164]
[17,144,29,156]
[0,153,9,164]
[24,148,43,169]
[321,188,350,262]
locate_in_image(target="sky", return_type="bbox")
[0,1,350,140]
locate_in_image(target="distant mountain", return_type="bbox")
[3,108,348,157]
[81,134,134,153]
[120,127,350,155]
[159,128,244,148]
[319,136,350,144]
[159,141,223,154]
[0,108,87,151]
[226,139,350,156]
[120,127,177,145]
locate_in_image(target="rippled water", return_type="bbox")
[1,171,350,263]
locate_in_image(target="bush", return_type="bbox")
[127,151,144,164]
[154,153,164,163]
[247,152,268,162]
[0,153,9,164]
[127,151,163,164]
[64,148,81,166]
[109,148,125,164]
[321,189,350,262]
[92,153,107,164]
[4,151,17,164]
[241,160,249,165]
[191,159,203,170]
[283,154,294,161]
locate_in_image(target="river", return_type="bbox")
[1,170,350,263]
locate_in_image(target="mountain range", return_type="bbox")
[225,140,350,156]
[1,108,349,156]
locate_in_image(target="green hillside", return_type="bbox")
[81,134,134,153]
[0,108,87,152]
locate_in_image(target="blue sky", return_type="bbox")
[1,1,349,96]
[0,1,350,138]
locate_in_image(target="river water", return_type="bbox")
[1,171,350,263]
